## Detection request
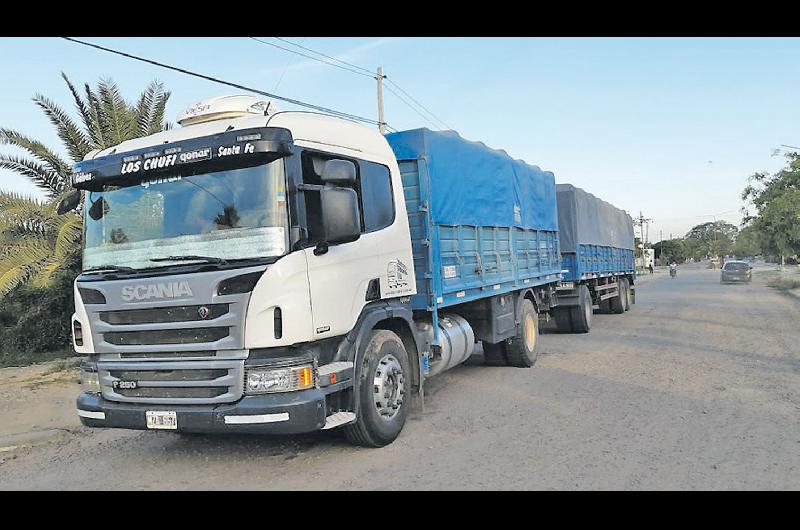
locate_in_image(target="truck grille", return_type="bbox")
[98,360,244,404]
[104,327,230,346]
[99,304,229,325]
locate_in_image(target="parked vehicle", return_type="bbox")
[720,260,752,283]
[551,184,636,333]
[61,95,636,446]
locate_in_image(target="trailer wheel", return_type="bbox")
[344,329,411,447]
[620,278,631,311]
[553,307,574,333]
[610,281,625,314]
[482,341,508,366]
[598,298,612,314]
[570,285,592,333]
[504,299,540,368]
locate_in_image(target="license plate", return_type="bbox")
[146,410,177,430]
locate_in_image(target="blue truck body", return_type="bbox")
[386,129,562,312]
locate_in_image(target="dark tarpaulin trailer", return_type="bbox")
[556,183,636,281]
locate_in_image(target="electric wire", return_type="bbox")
[272,37,375,76]
[62,37,383,127]
[249,37,375,79]
[254,37,453,131]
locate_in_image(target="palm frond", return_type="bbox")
[148,82,172,135]
[84,83,107,148]
[0,154,66,195]
[0,128,72,177]
[32,93,93,162]
[62,72,103,149]
[97,78,136,146]
[134,81,157,137]
[0,238,52,295]
[53,213,83,260]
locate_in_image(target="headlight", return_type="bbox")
[245,364,315,394]
[80,362,100,394]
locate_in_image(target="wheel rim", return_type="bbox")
[584,296,592,324]
[373,354,405,421]
[523,313,537,351]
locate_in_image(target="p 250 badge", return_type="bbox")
[112,380,138,390]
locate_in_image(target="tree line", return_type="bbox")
[653,154,799,265]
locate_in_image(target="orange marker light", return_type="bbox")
[296,367,313,389]
[330,373,337,385]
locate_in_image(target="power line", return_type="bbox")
[384,79,453,130]
[254,37,453,131]
[382,83,441,130]
[62,37,383,127]
[273,37,375,76]
[249,37,375,79]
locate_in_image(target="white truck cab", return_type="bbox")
[70,96,420,446]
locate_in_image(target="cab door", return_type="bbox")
[301,150,400,339]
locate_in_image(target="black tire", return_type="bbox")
[344,329,411,448]
[570,285,592,333]
[504,299,540,368]
[620,278,631,311]
[610,281,625,314]
[598,298,612,314]
[482,341,508,366]
[553,307,574,333]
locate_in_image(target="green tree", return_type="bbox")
[0,73,172,296]
[742,153,800,264]
[654,238,688,263]
[684,220,738,258]
[731,224,762,258]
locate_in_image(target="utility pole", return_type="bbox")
[376,66,386,135]
[632,211,653,272]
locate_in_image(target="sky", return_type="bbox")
[1,37,798,242]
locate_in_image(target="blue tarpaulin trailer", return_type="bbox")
[386,129,563,313]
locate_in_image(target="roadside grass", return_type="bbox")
[756,270,800,291]
[768,277,800,291]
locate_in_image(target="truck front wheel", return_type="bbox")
[344,329,411,447]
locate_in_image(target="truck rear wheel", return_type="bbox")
[504,299,540,368]
[570,285,592,333]
[483,341,508,366]
[553,306,574,333]
[620,278,631,311]
[344,329,411,447]
[610,281,625,314]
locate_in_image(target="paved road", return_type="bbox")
[1,263,798,489]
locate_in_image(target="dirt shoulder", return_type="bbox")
[0,357,85,447]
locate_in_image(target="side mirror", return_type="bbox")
[88,196,107,221]
[320,159,356,185]
[56,190,81,215]
[316,187,360,254]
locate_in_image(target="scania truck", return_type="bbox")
[62,95,633,447]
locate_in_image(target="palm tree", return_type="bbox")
[0,73,172,296]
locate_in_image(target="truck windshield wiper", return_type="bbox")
[150,255,229,265]
[83,265,136,273]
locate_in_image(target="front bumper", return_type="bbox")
[76,388,328,435]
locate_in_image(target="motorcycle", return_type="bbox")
[669,265,677,278]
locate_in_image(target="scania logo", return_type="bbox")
[197,306,210,319]
[120,281,193,302]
